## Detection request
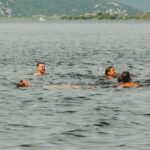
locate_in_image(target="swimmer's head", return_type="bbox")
[16,80,29,88]
[105,66,117,78]
[121,71,131,83]
[35,62,45,76]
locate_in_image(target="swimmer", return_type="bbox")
[16,80,30,88]
[34,62,45,76]
[117,71,139,88]
[105,66,117,79]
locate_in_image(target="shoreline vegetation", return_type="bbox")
[0,12,150,21]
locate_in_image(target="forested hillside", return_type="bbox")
[0,0,142,17]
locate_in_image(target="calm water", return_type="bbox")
[0,20,150,150]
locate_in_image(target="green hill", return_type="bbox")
[0,0,142,17]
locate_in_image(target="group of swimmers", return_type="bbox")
[16,63,139,88]
[105,66,139,88]
[16,62,80,89]
[16,62,45,88]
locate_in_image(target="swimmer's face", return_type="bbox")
[37,64,45,75]
[108,68,116,77]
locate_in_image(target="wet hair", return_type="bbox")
[16,80,29,88]
[117,75,122,82]
[121,71,131,83]
[105,66,113,76]
[36,62,45,67]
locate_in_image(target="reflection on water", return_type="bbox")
[0,20,150,150]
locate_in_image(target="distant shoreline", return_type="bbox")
[0,12,150,21]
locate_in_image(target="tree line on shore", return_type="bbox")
[0,12,150,20]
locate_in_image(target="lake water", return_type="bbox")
[0,20,150,150]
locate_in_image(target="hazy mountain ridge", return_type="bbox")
[0,0,145,17]
[115,0,150,12]
[93,1,140,17]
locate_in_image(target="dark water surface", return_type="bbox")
[0,20,150,150]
